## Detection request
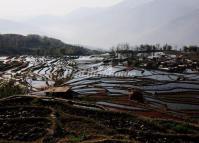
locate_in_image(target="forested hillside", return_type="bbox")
[0,34,96,56]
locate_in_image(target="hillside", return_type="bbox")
[0,95,198,143]
[0,34,96,56]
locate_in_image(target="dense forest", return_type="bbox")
[0,34,99,56]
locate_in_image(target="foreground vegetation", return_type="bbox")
[0,80,26,98]
[0,95,198,143]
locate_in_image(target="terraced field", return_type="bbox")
[0,55,199,142]
[0,56,75,92]
[0,95,198,143]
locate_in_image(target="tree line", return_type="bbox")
[0,34,98,56]
[111,43,199,53]
[110,43,173,52]
[183,45,199,53]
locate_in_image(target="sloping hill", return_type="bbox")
[0,34,96,56]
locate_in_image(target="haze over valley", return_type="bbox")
[1,0,199,48]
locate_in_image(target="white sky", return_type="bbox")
[0,0,123,20]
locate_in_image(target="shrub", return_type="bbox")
[0,80,25,98]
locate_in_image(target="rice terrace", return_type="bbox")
[0,0,199,142]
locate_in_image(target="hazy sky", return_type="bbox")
[0,0,123,20]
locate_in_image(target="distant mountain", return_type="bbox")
[1,0,199,48]
[140,9,199,45]
[0,34,97,56]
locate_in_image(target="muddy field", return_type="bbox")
[0,95,198,143]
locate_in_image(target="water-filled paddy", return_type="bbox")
[0,56,199,111]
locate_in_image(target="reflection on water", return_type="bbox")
[145,97,199,110]
[67,63,199,110]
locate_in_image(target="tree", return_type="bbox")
[0,34,99,56]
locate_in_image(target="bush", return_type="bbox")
[174,124,190,133]
[0,80,25,98]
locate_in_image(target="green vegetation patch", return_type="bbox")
[0,80,26,98]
